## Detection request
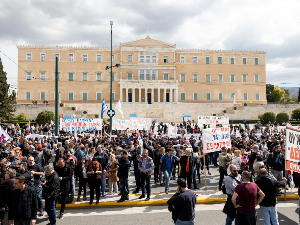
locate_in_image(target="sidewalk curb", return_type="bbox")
[52,194,298,210]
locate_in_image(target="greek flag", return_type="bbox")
[101,99,108,119]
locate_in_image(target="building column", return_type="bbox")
[120,86,123,102]
[132,88,135,103]
[170,88,173,103]
[158,88,160,103]
[139,88,141,103]
[175,88,178,103]
[163,88,166,102]
[151,88,154,103]
[126,88,128,103]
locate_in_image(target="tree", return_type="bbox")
[271,86,285,102]
[298,88,300,102]
[291,108,300,120]
[0,58,16,120]
[36,110,55,124]
[17,113,28,122]
[261,112,276,123]
[276,112,289,125]
[266,84,275,102]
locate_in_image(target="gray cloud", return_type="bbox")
[0,0,299,87]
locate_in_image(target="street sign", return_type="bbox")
[107,109,115,117]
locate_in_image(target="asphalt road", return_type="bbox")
[36,201,299,225]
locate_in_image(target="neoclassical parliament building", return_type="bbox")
[17,36,266,106]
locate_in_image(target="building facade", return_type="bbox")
[17,36,266,105]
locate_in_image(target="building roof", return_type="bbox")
[120,36,176,48]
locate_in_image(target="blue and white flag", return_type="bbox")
[101,99,108,119]
[0,126,11,141]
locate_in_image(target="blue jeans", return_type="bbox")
[45,198,56,225]
[226,215,239,225]
[100,172,107,195]
[193,166,200,188]
[35,186,43,212]
[119,177,129,199]
[163,170,172,191]
[213,152,219,167]
[71,175,75,196]
[175,218,195,225]
[260,206,279,225]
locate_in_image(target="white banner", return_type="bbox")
[60,118,102,131]
[168,124,177,138]
[198,115,229,124]
[112,119,131,130]
[25,134,46,140]
[131,118,152,130]
[203,128,231,153]
[286,126,300,172]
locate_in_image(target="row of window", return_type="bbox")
[26,72,114,81]
[180,93,260,101]
[25,71,260,83]
[26,53,115,63]
[25,91,259,101]
[26,52,260,65]
[25,92,115,101]
[181,74,260,83]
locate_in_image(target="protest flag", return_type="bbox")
[115,100,124,119]
[101,99,108,119]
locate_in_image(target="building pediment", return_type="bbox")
[120,36,176,48]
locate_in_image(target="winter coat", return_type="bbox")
[108,162,119,182]
[42,171,60,199]
[8,185,37,220]
[117,157,131,178]
[0,178,15,207]
[54,164,72,193]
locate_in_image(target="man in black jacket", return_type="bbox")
[0,169,16,225]
[116,150,131,202]
[255,168,286,225]
[42,165,60,225]
[267,145,284,181]
[8,176,37,225]
[27,156,44,217]
[54,159,72,219]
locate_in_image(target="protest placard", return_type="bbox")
[203,127,231,153]
[60,118,102,131]
[168,124,177,138]
[112,119,131,130]
[286,126,300,173]
[131,118,152,130]
[198,115,229,124]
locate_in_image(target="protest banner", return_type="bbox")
[198,115,229,124]
[60,118,102,131]
[112,119,131,130]
[285,126,300,199]
[131,118,152,130]
[168,124,177,138]
[286,126,300,173]
[25,134,46,140]
[203,127,231,154]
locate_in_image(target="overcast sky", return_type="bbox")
[0,0,299,87]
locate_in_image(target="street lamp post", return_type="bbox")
[110,21,113,135]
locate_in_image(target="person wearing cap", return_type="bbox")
[160,148,180,194]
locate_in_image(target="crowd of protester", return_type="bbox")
[0,121,296,225]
